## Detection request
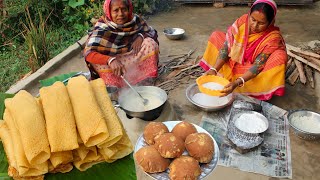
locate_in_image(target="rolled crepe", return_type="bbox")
[67,76,109,147]
[99,130,133,162]
[0,120,17,177]
[50,151,73,168]
[109,130,133,160]
[39,81,79,152]
[90,79,123,147]
[48,161,73,174]
[4,90,50,165]
[73,144,102,171]
[2,110,48,176]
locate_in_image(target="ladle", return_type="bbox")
[121,75,148,105]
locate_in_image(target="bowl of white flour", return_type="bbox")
[288,110,320,140]
[233,111,269,134]
[186,83,234,111]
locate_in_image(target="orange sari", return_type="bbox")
[199,13,287,100]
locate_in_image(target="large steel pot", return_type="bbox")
[116,86,167,121]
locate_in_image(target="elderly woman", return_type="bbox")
[200,0,287,100]
[84,0,159,87]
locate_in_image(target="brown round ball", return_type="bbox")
[169,155,201,180]
[134,146,170,173]
[171,121,197,141]
[143,122,169,145]
[185,133,214,163]
[154,133,185,158]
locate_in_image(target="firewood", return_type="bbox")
[286,44,320,59]
[165,69,182,80]
[169,64,192,69]
[304,65,315,88]
[286,57,293,71]
[285,60,296,78]
[294,60,307,84]
[156,79,174,87]
[287,67,299,85]
[287,51,320,72]
[177,48,196,65]
[295,52,320,66]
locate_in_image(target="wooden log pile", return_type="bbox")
[286,43,320,88]
[156,49,204,92]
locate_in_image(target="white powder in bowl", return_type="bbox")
[192,93,230,107]
[291,116,320,133]
[202,82,224,90]
[235,114,268,133]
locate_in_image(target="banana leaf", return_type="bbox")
[39,72,79,88]
[0,79,137,179]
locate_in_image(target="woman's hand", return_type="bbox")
[131,36,143,55]
[220,81,237,96]
[109,59,126,76]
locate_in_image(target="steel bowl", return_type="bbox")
[287,110,320,140]
[186,83,234,111]
[163,28,185,40]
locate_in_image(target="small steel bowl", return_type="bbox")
[287,110,320,140]
[163,28,185,40]
[186,83,234,112]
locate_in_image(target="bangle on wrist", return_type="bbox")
[108,57,116,66]
[209,67,218,74]
[138,33,144,40]
[236,77,245,87]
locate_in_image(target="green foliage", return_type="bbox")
[0,45,31,93]
[21,7,50,71]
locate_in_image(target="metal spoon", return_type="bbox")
[121,75,148,105]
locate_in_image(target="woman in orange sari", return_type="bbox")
[84,0,159,88]
[200,0,287,100]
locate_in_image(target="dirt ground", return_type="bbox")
[21,2,320,180]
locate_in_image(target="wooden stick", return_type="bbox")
[294,52,320,66]
[156,79,174,87]
[304,65,315,88]
[287,51,320,72]
[177,48,196,65]
[169,64,191,69]
[286,57,293,71]
[287,67,299,85]
[294,60,307,84]
[167,53,188,57]
[285,60,296,78]
[286,44,320,59]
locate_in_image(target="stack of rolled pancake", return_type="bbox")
[0,77,133,180]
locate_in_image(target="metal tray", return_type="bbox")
[134,121,220,180]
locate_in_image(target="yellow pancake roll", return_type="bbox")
[0,120,17,176]
[99,129,133,163]
[39,81,79,152]
[66,76,109,147]
[4,90,50,165]
[90,78,123,148]
[2,110,48,177]
[49,151,73,169]
[73,144,103,171]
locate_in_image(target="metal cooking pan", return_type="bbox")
[115,86,167,121]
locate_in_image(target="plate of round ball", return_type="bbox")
[134,121,220,180]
